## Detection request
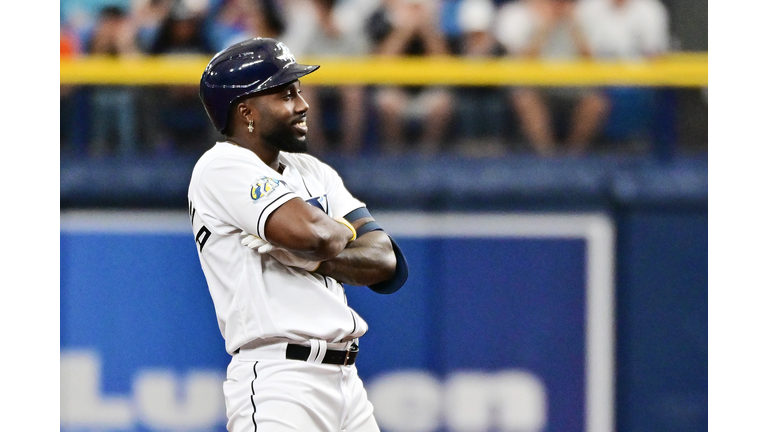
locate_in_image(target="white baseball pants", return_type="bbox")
[224,343,380,432]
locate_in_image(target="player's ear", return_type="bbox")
[235,101,252,123]
[236,97,263,128]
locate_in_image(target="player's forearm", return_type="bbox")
[264,199,354,261]
[285,220,354,262]
[315,231,396,286]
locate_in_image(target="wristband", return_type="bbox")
[344,207,372,223]
[356,221,383,238]
[334,217,357,242]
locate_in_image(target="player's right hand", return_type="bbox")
[240,231,275,253]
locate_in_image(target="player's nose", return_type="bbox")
[295,93,309,114]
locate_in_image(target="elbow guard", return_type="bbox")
[368,236,408,295]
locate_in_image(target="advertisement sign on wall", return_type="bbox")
[60,211,614,432]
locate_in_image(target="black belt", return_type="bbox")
[286,343,358,366]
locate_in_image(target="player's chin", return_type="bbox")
[283,136,309,154]
[266,129,309,153]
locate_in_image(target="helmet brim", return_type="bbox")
[235,62,320,101]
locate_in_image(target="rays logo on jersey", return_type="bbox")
[305,194,328,214]
[251,177,285,201]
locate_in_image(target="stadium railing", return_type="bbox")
[60,53,707,87]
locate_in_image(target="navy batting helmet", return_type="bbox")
[199,38,320,133]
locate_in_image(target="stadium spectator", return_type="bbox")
[366,0,455,156]
[208,0,287,52]
[146,0,218,155]
[130,0,176,52]
[578,0,670,149]
[281,0,372,156]
[85,5,141,158]
[451,0,510,156]
[61,23,81,155]
[495,0,609,156]
[60,25,79,58]
[578,0,668,59]
[149,0,213,54]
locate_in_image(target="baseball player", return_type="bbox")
[187,38,408,432]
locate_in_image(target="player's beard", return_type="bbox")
[262,123,308,153]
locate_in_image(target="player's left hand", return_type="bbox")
[240,231,320,271]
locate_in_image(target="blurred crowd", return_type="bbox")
[60,0,673,159]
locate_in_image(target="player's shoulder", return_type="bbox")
[196,142,261,167]
[192,142,273,181]
[194,142,234,165]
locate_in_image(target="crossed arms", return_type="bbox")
[252,197,399,289]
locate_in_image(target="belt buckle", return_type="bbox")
[343,349,351,366]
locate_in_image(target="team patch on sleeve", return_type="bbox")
[251,177,285,201]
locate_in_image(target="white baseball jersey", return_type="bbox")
[187,142,369,355]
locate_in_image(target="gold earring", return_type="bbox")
[247,120,254,133]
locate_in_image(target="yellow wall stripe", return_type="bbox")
[60,53,707,87]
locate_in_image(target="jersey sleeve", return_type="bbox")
[198,153,300,240]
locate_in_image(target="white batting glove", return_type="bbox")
[240,231,320,272]
[240,231,275,253]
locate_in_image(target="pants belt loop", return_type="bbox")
[307,340,327,364]
[315,340,328,364]
[307,339,319,363]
